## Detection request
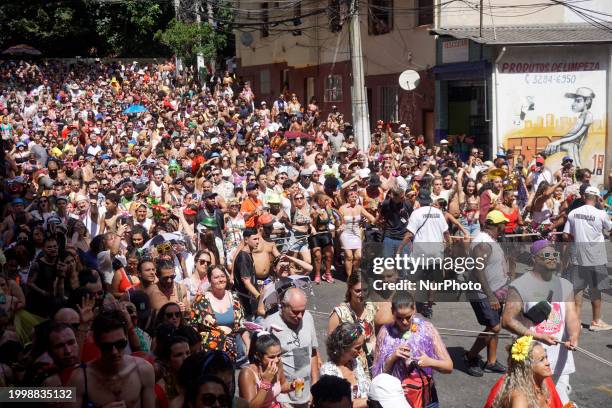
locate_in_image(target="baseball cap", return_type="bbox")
[530,239,553,255]
[267,193,281,204]
[199,217,218,228]
[536,157,545,165]
[486,210,509,224]
[584,186,600,196]
[440,139,449,145]
[367,374,411,408]
[358,168,371,179]
[562,156,573,163]
[246,182,258,191]
[399,124,407,129]
[211,137,220,144]
[12,198,26,206]
[301,168,313,177]
[258,213,274,226]
[183,207,197,216]
[202,191,218,200]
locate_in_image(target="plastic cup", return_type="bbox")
[294,378,305,398]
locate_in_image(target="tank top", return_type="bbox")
[470,232,509,298]
[315,209,331,231]
[510,272,575,376]
[532,201,552,225]
[292,206,311,226]
[248,366,282,408]
[502,206,519,233]
[214,304,235,326]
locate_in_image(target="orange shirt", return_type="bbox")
[241,197,262,228]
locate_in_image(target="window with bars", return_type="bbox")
[324,75,343,102]
[417,0,434,26]
[260,70,271,95]
[369,0,393,35]
[380,86,399,123]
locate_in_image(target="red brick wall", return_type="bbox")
[365,69,435,135]
[236,59,353,122]
[235,59,434,133]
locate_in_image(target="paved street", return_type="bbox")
[307,268,612,407]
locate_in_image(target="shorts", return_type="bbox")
[470,300,502,327]
[308,232,332,249]
[564,264,610,292]
[288,231,309,253]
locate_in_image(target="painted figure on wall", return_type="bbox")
[544,87,595,168]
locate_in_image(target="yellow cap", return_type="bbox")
[486,210,509,224]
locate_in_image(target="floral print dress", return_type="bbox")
[189,291,245,361]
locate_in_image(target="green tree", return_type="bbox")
[85,0,173,56]
[155,18,227,63]
[0,0,93,56]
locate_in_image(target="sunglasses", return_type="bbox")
[165,311,182,319]
[198,259,210,264]
[160,274,176,281]
[200,393,231,407]
[156,242,173,253]
[538,251,560,260]
[294,196,304,200]
[98,338,128,353]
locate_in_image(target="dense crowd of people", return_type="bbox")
[0,59,610,408]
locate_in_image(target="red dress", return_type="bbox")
[484,376,563,408]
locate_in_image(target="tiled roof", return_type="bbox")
[430,23,612,44]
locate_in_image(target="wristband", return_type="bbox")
[259,380,273,391]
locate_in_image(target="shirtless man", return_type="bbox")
[99,192,121,234]
[132,260,157,300]
[42,323,81,387]
[67,310,155,408]
[302,141,318,169]
[252,216,281,289]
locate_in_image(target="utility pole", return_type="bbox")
[174,0,182,74]
[196,0,205,81]
[206,1,217,76]
[348,0,370,150]
[479,0,484,59]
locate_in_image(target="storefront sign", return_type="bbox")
[442,39,469,64]
[496,47,608,186]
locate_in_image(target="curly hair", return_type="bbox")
[491,340,549,408]
[326,322,362,365]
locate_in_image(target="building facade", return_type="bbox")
[234,0,437,142]
[432,0,612,187]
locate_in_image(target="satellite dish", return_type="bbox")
[399,70,420,91]
[240,32,254,47]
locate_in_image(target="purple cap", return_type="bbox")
[530,240,553,255]
[246,182,258,191]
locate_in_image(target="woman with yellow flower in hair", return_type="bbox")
[484,335,565,408]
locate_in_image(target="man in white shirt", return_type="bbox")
[397,190,451,317]
[563,186,612,331]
